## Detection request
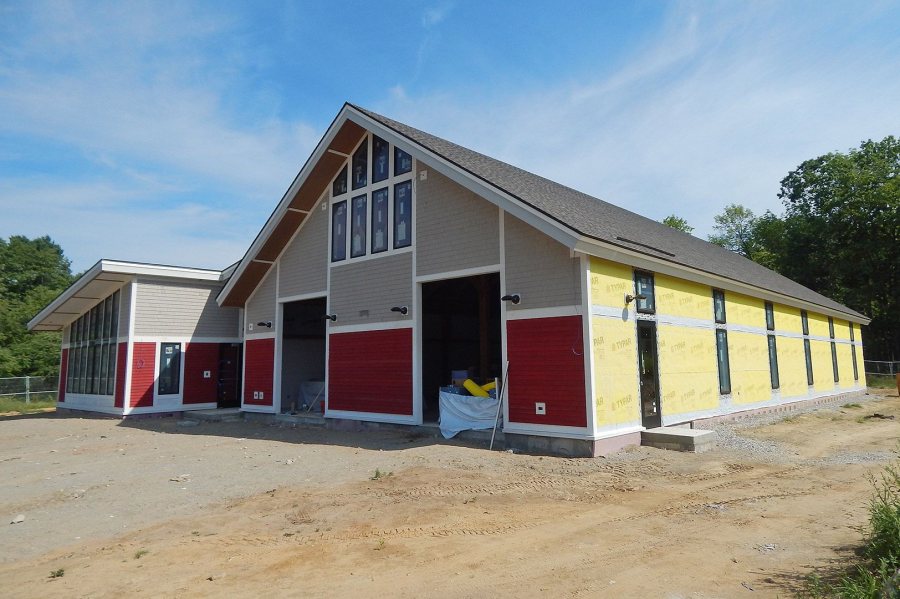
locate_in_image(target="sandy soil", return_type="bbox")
[0,389,897,598]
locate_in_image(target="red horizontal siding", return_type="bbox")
[58,348,68,403]
[506,316,587,427]
[244,338,274,406]
[329,328,413,415]
[183,343,219,404]
[114,342,127,408]
[130,342,156,408]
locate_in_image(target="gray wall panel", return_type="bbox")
[416,168,500,276]
[504,214,581,310]
[134,278,240,338]
[329,252,412,326]
[279,202,328,298]
[246,268,276,334]
[118,281,131,337]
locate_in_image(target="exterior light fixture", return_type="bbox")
[323,314,337,322]
[390,306,408,315]
[625,294,648,305]
[501,294,521,305]
[256,321,272,328]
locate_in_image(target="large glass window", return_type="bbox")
[351,140,368,190]
[66,290,119,396]
[634,272,655,314]
[767,334,780,390]
[394,180,412,249]
[157,343,182,396]
[394,146,412,176]
[801,310,809,335]
[331,201,347,262]
[350,194,368,258]
[765,301,775,331]
[713,289,726,324]
[332,165,347,197]
[804,339,814,385]
[716,329,731,394]
[372,135,390,183]
[829,317,838,382]
[850,323,858,381]
[371,187,389,253]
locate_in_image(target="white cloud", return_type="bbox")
[422,3,453,28]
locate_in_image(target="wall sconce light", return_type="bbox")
[390,306,408,315]
[624,294,647,305]
[501,293,521,305]
[323,314,337,322]
[256,321,272,328]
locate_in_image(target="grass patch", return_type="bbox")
[842,403,863,409]
[370,468,392,481]
[804,460,900,597]
[867,374,898,390]
[0,394,56,414]
[49,568,64,579]
[134,549,149,560]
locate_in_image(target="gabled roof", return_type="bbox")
[28,260,227,332]
[218,103,868,323]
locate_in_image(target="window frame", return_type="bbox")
[801,310,809,336]
[713,289,726,324]
[715,329,732,395]
[633,271,656,315]
[764,301,775,331]
[804,338,814,386]
[767,334,780,390]
[156,342,183,397]
[65,290,120,397]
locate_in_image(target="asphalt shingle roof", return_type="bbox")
[352,104,865,321]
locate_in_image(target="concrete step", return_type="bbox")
[642,427,716,453]
[182,408,244,423]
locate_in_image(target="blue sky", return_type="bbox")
[1,1,898,273]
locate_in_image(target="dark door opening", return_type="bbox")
[421,273,501,422]
[637,320,662,428]
[280,297,327,413]
[217,343,242,408]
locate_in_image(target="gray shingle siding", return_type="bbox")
[504,214,581,310]
[135,279,239,338]
[416,167,500,276]
[279,201,328,299]
[329,252,412,326]
[246,268,276,334]
[118,281,131,338]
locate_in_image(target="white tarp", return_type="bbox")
[439,391,500,439]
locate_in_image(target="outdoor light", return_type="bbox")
[323,314,337,322]
[256,321,272,328]
[625,294,648,305]
[501,293,521,305]
[390,306,408,315]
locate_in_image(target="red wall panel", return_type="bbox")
[183,343,219,404]
[130,342,156,408]
[114,342,128,408]
[58,348,68,403]
[506,316,587,427]
[328,328,413,415]
[244,338,274,406]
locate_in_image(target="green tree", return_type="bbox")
[0,236,75,377]
[774,136,899,360]
[708,204,760,258]
[661,215,694,234]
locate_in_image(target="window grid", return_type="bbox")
[67,290,120,396]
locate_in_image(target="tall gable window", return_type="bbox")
[67,290,120,396]
[850,323,859,381]
[633,272,655,314]
[764,301,775,331]
[801,310,809,335]
[712,289,731,394]
[829,317,839,383]
[331,134,415,263]
[713,289,726,324]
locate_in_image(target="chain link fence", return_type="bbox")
[0,376,59,405]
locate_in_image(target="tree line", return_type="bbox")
[663,136,898,361]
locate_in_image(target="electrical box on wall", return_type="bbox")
[535,402,546,415]
[253,391,259,400]
[203,370,211,379]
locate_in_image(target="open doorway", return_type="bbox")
[421,273,501,422]
[280,297,327,413]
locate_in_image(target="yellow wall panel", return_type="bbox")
[777,336,808,397]
[833,319,851,341]
[728,331,771,404]
[774,304,802,334]
[726,292,765,328]
[654,275,712,320]
[808,312,830,338]
[837,343,855,388]
[657,324,719,415]
[589,257,632,307]
[592,316,640,426]
[810,339,834,391]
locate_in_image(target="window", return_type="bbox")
[371,188,389,253]
[157,343,182,396]
[372,135,390,183]
[850,323,859,381]
[828,317,835,339]
[331,201,347,262]
[716,329,731,394]
[713,289,726,324]
[634,272,655,314]
[765,301,775,331]
[829,317,838,383]
[351,140,367,190]
[801,310,809,335]
[767,335,780,389]
[350,194,367,258]
[804,339,814,385]
[394,180,412,249]
[394,146,412,176]
[67,290,119,396]
[332,165,347,196]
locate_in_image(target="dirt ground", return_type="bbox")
[1,389,897,598]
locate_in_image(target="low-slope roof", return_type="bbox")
[217,102,866,323]
[28,260,227,332]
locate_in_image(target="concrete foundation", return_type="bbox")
[642,427,717,453]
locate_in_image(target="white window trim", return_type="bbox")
[153,341,185,406]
